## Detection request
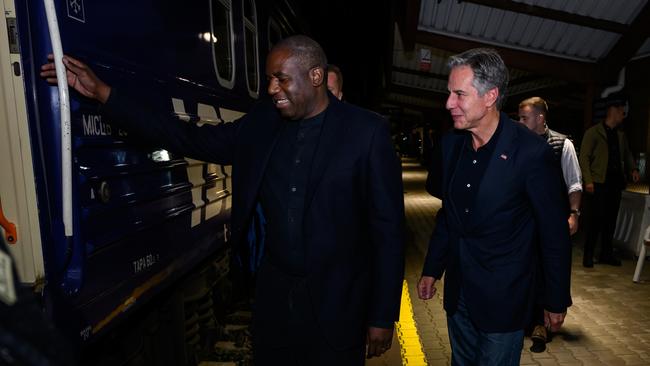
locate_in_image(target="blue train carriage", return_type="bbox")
[1,0,300,356]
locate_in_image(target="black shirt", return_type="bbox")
[259,111,325,275]
[604,123,624,189]
[450,119,503,226]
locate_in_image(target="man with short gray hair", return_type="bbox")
[418,48,572,365]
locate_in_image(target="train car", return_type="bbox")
[0,0,301,364]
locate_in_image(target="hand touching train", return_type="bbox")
[40,54,111,103]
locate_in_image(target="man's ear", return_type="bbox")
[484,87,499,108]
[310,67,325,87]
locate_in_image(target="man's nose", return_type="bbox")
[445,95,455,110]
[267,79,279,95]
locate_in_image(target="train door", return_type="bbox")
[0,0,45,286]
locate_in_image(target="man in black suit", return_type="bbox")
[417,48,572,365]
[41,35,405,365]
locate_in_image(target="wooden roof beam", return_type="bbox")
[380,102,438,116]
[387,83,448,102]
[598,3,650,80]
[392,66,448,80]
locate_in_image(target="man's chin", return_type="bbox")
[274,107,293,119]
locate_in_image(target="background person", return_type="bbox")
[579,92,640,268]
[519,97,582,235]
[326,63,344,100]
[518,96,582,352]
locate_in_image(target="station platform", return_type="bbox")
[367,158,650,366]
[201,158,650,366]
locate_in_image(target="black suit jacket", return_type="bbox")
[104,91,405,349]
[422,113,572,332]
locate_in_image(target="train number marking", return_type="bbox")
[132,253,160,274]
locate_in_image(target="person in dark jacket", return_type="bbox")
[579,92,639,268]
[41,35,405,365]
[418,48,572,366]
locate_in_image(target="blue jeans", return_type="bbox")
[447,292,523,366]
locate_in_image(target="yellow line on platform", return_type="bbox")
[396,280,428,365]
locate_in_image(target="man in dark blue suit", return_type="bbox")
[417,48,572,365]
[41,35,405,365]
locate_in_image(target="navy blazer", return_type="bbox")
[104,91,405,349]
[422,113,572,332]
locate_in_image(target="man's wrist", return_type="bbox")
[569,209,581,217]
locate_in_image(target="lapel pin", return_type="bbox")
[500,153,508,160]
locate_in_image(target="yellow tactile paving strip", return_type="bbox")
[396,280,428,365]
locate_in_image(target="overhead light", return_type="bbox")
[199,32,218,43]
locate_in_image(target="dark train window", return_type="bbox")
[243,0,259,97]
[210,0,235,89]
[268,17,282,49]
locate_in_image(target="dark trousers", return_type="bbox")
[583,183,622,262]
[447,292,523,366]
[527,260,545,332]
[252,260,365,366]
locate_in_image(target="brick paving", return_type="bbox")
[368,158,650,366]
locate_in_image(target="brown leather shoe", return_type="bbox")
[530,325,547,353]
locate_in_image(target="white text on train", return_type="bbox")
[82,114,111,136]
[132,253,160,274]
[82,114,127,137]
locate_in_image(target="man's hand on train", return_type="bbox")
[417,276,437,300]
[366,326,393,358]
[40,54,111,104]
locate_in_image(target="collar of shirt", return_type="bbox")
[603,121,617,132]
[463,117,503,155]
[296,109,326,127]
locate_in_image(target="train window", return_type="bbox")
[210,0,235,89]
[268,17,282,49]
[243,0,259,97]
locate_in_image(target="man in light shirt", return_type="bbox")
[519,96,582,352]
[519,97,582,234]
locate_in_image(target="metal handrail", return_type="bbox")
[43,0,72,237]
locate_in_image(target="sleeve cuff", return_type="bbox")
[368,320,395,329]
[567,183,582,194]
